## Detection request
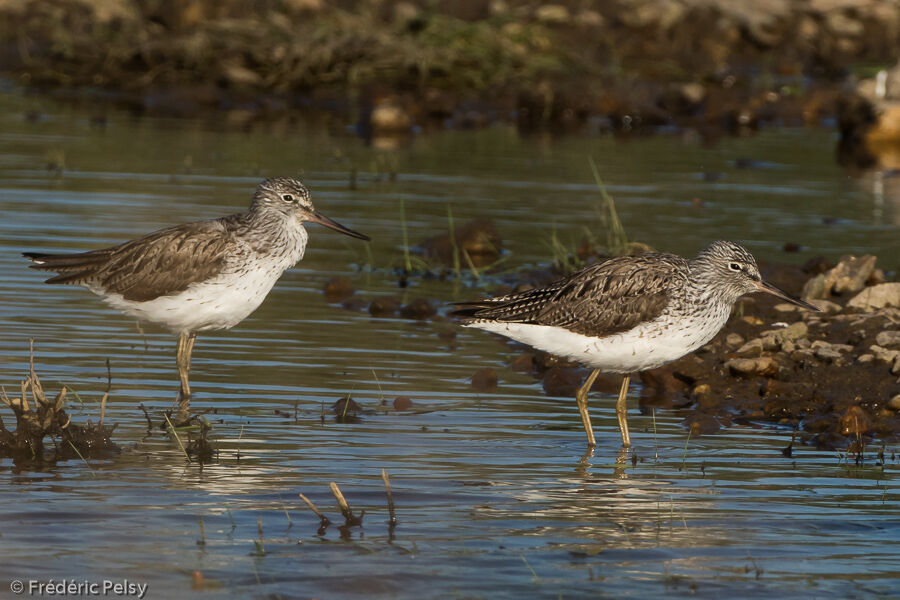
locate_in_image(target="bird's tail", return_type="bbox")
[23,250,109,285]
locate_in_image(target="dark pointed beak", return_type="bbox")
[306,210,370,241]
[755,279,822,311]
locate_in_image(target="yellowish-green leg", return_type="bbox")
[616,375,631,448]
[575,369,600,447]
[176,332,197,412]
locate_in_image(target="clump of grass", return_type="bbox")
[588,155,629,256]
[0,340,118,465]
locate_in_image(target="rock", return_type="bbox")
[840,405,872,436]
[889,394,900,411]
[809,299,842,313]
[824,255,877,295]
[400,298,436,319]
[774,303,800,312]
[741,316,764,326]
[869,345,900,364]
[510,354,535,373]
[875,330,900,348]
[847,283,900,311]
[575,9,604,27]
[342,297,369,311]
[471,368,498,392]
[541,367,581,397]
[811,341,844,362]
[332,396,361,415]
[802,274,827,299]
[725,333,745,348]
[535,4,569,24]
[419,218,502,268]
[393,396,413,411]
[323,276,355,302]
[736,338,764,357]
[857,353,875,364]
[868,268,886,285]
[781,341,795,353]
[369,296,401,316]
[894,355,900,375]
[725,357,778,377]
[812,340,853,353]
[761,322,808,347]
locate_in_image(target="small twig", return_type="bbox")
[330,481,363,525]
[99,358,111,426]
[382,469,397,527]
[298,493,332,527]
[138,404,153,430]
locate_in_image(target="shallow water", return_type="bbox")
[0,90,898,598]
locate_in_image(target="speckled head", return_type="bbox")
[692,240,820,311]
[250,177,370,241]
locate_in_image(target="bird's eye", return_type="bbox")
[282,194,294,203]
[728,262,742,272]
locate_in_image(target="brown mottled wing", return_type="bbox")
[24,215,242,301]
[453,253,684,337]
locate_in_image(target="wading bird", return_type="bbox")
[25,177,369,410]
[454,241,820,449]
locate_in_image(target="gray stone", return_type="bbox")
[535,4,570,24]
[725,333,745,348]
[875,330,900,348]
[802,274,827,300]
[825,254,877,295]
[848,283,900,311]
[869,344,900,364]
[736,338,764,357]
[725,357,779,376]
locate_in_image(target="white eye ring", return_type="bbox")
[282,194,294,203]
[729,262,742,271]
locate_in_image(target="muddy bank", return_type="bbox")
[2,0,899,134]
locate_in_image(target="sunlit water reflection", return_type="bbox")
[0,91,897,598]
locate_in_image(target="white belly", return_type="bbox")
[468,311,728,373]
[91,233,306,333]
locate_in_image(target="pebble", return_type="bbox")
[471,368,498,392]
[369,296,401,316]
[847,283,900,311]
[857,353,875,364]
[869,344,900,364]
[400,298,436,319]
[725,333,745,348]
[736,338,764,357]
[725,357,778,377]
[322,276,355,302]
[393,396,413,411]
[825,254,877,295]
[875,330,900,348]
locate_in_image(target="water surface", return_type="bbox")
[0,91,897,598]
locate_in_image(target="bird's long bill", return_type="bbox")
[307,210,370,241]
[755,280,822,311]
